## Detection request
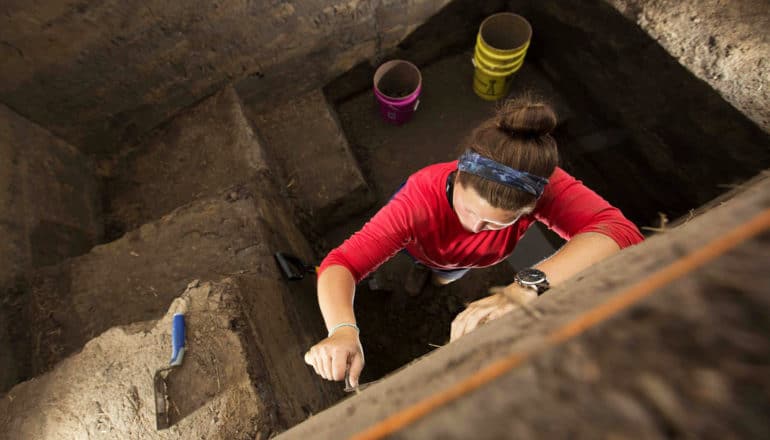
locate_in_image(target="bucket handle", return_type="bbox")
[472,56,523,75]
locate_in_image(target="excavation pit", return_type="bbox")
[1,0,768,437]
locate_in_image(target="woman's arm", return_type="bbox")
[450,169,643,342]
[450,232,620,341]
[317,265,357,330]
[304,265,365,387]
[534,231,620,286]
[534,167,644,249]
[305,180,427,387]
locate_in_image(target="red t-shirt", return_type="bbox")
[320,161,643,283]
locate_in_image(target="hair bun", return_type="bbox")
[496,98,557,137]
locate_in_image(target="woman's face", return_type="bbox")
[453,182,523,233]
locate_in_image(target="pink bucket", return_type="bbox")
[373,60,422,125]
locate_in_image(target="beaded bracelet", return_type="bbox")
[328,322,359,338]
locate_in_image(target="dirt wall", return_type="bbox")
[247,88,374,233]
[0,104,101,288]
[606,0,770,133]
[105,86,269,238]
[506,0,770,226]
[0,0,450,155]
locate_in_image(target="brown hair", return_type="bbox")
[456,95,559,211]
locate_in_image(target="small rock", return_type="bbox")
[367,274,383,291]
[562,344,600,382]
[637,373,688,431]
[693,368,731,405]
[603,390,655,426]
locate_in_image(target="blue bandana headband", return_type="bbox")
[457,150,549,198]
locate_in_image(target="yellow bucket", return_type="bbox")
[472,13,532,100]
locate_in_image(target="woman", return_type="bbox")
[304,96,643,388]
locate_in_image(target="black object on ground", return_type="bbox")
[274,252,317,281]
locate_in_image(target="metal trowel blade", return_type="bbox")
[153,370,170,430]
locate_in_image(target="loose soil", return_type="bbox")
[0,280,267,439]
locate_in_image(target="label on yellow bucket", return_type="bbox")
[473,68,513,101]
[471,53,520,100]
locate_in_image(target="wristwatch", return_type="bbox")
[514,268,550,295]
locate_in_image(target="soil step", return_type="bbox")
[276,171,770,439]
[106,86,270,237]
[0,279,300,438]
[1,103,102,392]
[0,103,101,288]
[2,181,343,421]
[246,88,375,232]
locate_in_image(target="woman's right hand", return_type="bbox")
[304,326,365,387]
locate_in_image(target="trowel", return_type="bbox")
[273,251,387,291]
[274,252,318,281]
[154,310,186,430]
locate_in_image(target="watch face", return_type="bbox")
[518,268,546,285]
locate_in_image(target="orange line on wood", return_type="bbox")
[351,208,770,440]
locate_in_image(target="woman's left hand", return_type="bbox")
[450,284,537,342]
